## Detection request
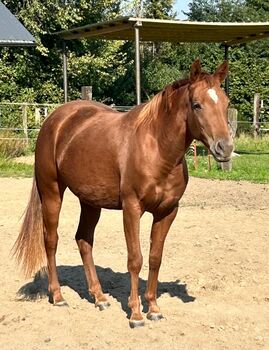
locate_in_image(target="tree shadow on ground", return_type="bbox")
[17,265,195,318]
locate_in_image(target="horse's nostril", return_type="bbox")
[214,138,233,157]
[215,140,225,154]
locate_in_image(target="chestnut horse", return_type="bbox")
[14,60,233,328]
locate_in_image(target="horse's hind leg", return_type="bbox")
[76,202,109,310]
[41,181,66,306]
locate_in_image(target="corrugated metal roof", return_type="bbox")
[56,16,269,45]
[0,1,35,47]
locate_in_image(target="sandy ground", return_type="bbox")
[0,177,268,350]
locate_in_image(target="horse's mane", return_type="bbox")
[135,72,214,129]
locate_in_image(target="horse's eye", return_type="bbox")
[192,102,202,110]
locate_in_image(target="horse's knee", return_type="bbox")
[127,253,143,274]
[149,253,161,271]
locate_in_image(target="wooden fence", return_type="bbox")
[0,93,268,157]
[0,102,59,146]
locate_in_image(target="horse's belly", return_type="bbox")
[70,182,121,209]
[57,139,122,208]
[58,158,121,209]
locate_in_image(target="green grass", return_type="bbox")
[235,133,269,153]
[0,157,33,177]
[187,134,269,183]
[187,154,269,183]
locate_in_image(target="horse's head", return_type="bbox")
[187,60,233,162]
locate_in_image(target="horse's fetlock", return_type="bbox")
[144,291,155,303]
[128,296,141,311]
[89,281,102,296]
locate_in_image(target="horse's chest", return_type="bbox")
[141,178,186,214]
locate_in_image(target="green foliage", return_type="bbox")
[184,0,269,122]
[229,46,269,121]
[186,0,252,22]
[121,0,175,18]
[0,0,122,104]
[0,0,269,117]
[68,40,128,102]
[143,0,175,19]
[144,60,182,94]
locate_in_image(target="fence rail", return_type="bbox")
[0,102,268,145]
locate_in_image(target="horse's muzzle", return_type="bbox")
[210,138,234,162]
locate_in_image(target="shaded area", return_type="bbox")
[17,265,195,317]
[235,150,269,155]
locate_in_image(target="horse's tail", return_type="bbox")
[13,176,47,277]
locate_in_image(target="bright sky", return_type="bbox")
[173,0,190,19]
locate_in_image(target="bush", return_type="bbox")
[235,133,269,153]
[0,130,28,157]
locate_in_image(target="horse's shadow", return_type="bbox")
[17,265,195,318]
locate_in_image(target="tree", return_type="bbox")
[185,0,269,122]
[1,0,269,122]
[144,0,175,19]
[0,0,123,103]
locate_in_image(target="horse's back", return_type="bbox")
[40,100,117,131]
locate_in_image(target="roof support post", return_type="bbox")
[224,44,229,96]
[62,41,68,103]
[134,21,142,105]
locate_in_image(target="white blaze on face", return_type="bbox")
[207,88,219,104]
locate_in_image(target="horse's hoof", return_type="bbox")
[95,301,110,311]
[147,312,164,321]
[53,300,69,307]
[129,319,145,329]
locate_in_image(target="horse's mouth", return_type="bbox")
[210,147,232,162]
[211,153,231,163]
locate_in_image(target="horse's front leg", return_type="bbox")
[145,207,178,320]
[122,196,144,328]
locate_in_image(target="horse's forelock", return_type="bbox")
[193,72,215,88]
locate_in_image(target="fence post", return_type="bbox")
[221,108,237,171]
[228,108,238,139]
[193,140,198,170]
[253,93,260,138]
[81,86,92,100]
[35,107,41,125]
[22,103,28,147]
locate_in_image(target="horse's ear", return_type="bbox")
[190,59,201,82]
[214,61,229,83]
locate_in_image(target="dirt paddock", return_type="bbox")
[0,177,268,350]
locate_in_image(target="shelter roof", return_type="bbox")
[56,17,269,46]
[0,1,35,47]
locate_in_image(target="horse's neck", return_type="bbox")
[153,86,192,165]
